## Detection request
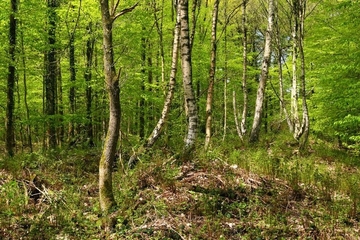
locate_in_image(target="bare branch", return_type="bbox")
[112,2,139,22]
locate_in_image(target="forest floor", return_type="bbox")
[1,138,360,239]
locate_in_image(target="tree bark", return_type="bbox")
[19,19,32,152]
[6,0,18,157]
[128,3,180,167]
[139,30,146,140]
[233,91,242,139]
[291,0,300,138]
[180,0,198,155]
[45,0,59,149]
[240,0,248,137]
[204,0,219,150]
[249,0,275,143]
[298,0,309,148]
[222,0,228,141]
[69,34,76,141]
[274,0,292,132]
[85,22,95,147]
[99,0,138,233]
[99,0,118,219]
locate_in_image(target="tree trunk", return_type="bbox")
[6,0,18,157]
[85,22,95,147]
[57,58,64,145]
[180,0,198,155]
[204,0,219,150]
[249,0,275,143]
[128,3,180,167]
[240,0,248,137]
[233,91,242,139]
[139,31,146,140]
[274,0,292,132]
[19,20,33,152]
[222,0,228,141]
[291,0,300,138]
[152,0,165,85]
[298,0,309,148]
[99,0,138,233]
[45,0,59,149]
[69,34,76,141]
[99,0,118,220]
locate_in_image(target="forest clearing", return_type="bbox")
[1,0,359,238]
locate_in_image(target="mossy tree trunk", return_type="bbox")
[99,0,138,233]
[45,0,59,149]
[6,0,18,157]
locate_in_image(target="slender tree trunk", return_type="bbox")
[19,20,32,152]
[180,0,198,154]
[128,3,180,167]
[274,0,292,132]
[45,0,59,149]
[233,91,242,139]
[69,34,76,141]
[222,0,228,141]
[249,0,275,143]
[204,0,219,150]
[99,0,138,233]
[240,0,248,137]
[6,0,18,157]
[291,0,300,138]
[298,0,309,148]
[85,22,95,147]
[99,0,118,220]
[57,58,64,145]
[139,31,146,140]
[152,0,165,85]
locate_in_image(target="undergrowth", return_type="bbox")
[0,137,360,239]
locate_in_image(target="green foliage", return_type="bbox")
[334,115,360,152]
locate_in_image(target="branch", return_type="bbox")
[112,2,139,22]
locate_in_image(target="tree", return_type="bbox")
[6,0,18,157]
[128,2,181,167]
[204,0,220,149]
[179,0,198,155]
[240,0,248,138]
[85,22,95,147]
[286,0,309,147]
[66,1,82,142]
[305,0,360,147]
[249,0,275,143]
[98,0,138,233]
[44,0,59,149]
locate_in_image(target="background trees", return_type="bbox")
[1,0,360,238]
[0,0,358,154]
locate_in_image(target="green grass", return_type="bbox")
[1,137,360,239]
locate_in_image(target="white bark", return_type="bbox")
[128,3,180,166]
[180,0,198,153]
[249,0,275,143]
[205,0,220,149]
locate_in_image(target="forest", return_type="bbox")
[1,0,360,239]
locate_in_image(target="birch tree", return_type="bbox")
[291,0,309,146]
[204,0,220,150]
[249,0,275,143]
[179,0,198,154]
[128,3,180,167]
